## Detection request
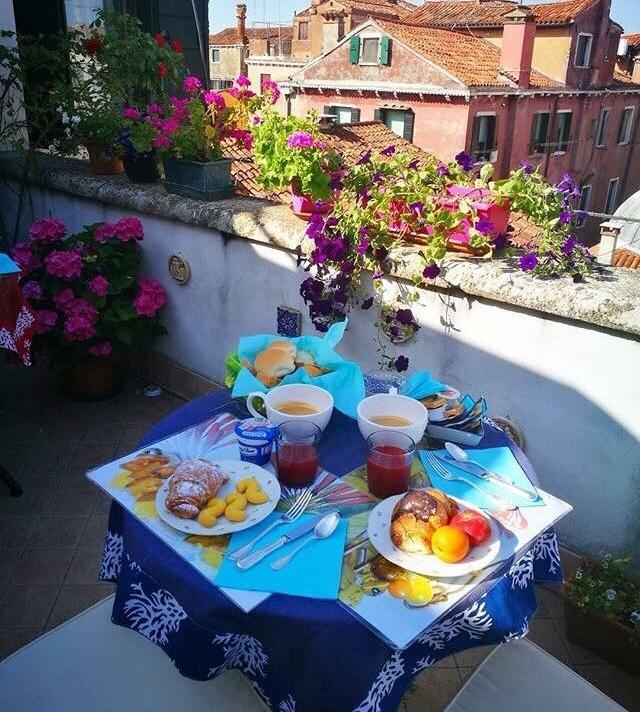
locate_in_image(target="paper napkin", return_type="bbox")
[420,446,543,509]
[216,512,348,600]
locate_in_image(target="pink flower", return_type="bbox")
[235,75,251,87]
[147,103,163,116]
[22,280,43,300]
[161,117,181,135]
[12,243,41,273]
[287,131,315,149]
[29,217,66,243]
[261,78,280,104]
[63,314,95,342]
[94,223,118,244]
[87,275,109,297]
[36,309,58,334]
[133,278,167,317]
[122,106,141,120]
[182,75,202,93]
[228,128,253,150]
[114,217,144,242]
[153,134,170,150]
[203,90,226,110]
[45,250,83,280]
[53,288,75,312]
[67,298,99,323]
[89,341,112,357]
[250,114,262,126]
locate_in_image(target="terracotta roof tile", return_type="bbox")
[209,26,292,46]
[589,244,640,269]
[376,20,559,87]
[405,0,599,28]
[612,68,640,87]
[624,33,640,48]
[296,0,415,20]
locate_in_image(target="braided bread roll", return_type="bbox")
[166,459,228,519]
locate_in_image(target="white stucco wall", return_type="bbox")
[4,185,640,569]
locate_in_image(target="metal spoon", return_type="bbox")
[270,512,340,570]
[444,442,538,501]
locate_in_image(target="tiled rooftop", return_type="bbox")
[589,244,640,269]
[405,0,600,28]
[623,32,640,48]
[295,0,416,20]
[375,19,558,88]
[209,26,293,46]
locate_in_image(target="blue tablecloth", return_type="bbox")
[100,390,563,712]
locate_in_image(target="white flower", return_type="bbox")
[606,589,616,600]
[575,570,583,580]
[630,611,640,623]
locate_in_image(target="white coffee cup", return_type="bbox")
[357,393,428,444]
[247,384,334,432]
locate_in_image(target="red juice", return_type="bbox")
[366,445,412,498]
[276,443,319,487]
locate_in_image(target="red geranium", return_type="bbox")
[157,62,168,77]
[171,39,182,53]
[84,35,102,54]
[155,32,167,47]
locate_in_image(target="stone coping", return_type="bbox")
[2,151,639,338]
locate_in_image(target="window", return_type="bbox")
[260,73,271,92]
[211,79,233,90]
[325,106,361,124]
[554,111,572,152]
[604,178,620,214]
[575,185,591,227]
[374,108,414,141]
[298,21,308,40]
[618,107,635,145]
[211,48,220,63]
[574,33,593,67]
[596,109,611,147]
[588,118,597,139]
[530,112,550,154]
[361,37,380,64]
[471,114,496,162]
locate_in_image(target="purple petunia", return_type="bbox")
[559,210,572,224]
[422,263,440,280]
[361,296,374,310]
[455,151,474,171]
[355,149,372,165]
[437,164,450,177]
[395,308,414,325]
[562,236,577,255]
[408,159,420,170]
[519,252,539,272]
[409,201,425,216]
[287,131,315,149]
[519,160,534,175]
[394,355,409,372]
[381,145,396,157]
[475,216,494,235]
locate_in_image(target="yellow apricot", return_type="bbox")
[225,505,247,522]
[197,509,218,528]
[246,488,268,504]
[236,477,258,493]
[206,498,226,516]
[226,491,245,505]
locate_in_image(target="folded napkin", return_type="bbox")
[216,512,348,600]
[232,320,365,419]
[419,446,542,509]
[399,371,446,400]
[0,253,20,276]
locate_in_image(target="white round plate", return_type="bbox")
[156,460,281,536]
[367,493,514,577]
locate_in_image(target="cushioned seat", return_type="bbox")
[444,638,627,712]
[0,595,267,712]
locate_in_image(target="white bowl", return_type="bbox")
[247,383,334,432]
[357,393,428,444]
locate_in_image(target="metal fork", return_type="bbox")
[226,488,314,561]
[423,451,515,511]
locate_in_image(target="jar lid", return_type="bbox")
[235,417,276,442]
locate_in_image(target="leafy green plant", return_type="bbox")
[566,554,640,632]
[251,109,341,199]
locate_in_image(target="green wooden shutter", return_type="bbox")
[403,111,415,142]
[351,108,361,122]
[349,36,361,64]
[324,106,337,116]
[374,108,383,122]
[379,36,390,65]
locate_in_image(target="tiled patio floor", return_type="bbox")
[1,362,638,711]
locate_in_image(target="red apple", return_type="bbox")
[450,510,491,546]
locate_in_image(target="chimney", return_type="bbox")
[236,3,247,44]
[500,6,536,89]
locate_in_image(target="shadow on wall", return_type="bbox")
[2,186,640,575]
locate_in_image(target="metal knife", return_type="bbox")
[236,514,324,570]
[436,453,538,501]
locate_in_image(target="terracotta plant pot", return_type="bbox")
[164,156,233,200]
[289,178,333,220]
[61,357,122,402]
[86,142,124,176]
[564,596,640,676]
[124,153,160,183]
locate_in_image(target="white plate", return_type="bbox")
[156,460,281,536]
[367,492,514,577]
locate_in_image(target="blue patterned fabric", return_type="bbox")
[100,390,563,712]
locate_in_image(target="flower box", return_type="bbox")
[86,142,124,176]
[164,156,233,200]
[124,153,160,183]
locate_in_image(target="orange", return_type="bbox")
[431,526,470,563]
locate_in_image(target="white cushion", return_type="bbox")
[0,595,268,712]
[445,638,626,712]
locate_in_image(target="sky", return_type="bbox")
[209,0,639,33]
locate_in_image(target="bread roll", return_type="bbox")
[254,347,295,387]
[390,488,458,554]
[268,340,297,357]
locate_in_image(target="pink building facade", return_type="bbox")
[287,0,640,241]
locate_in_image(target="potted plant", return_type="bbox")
[160,75,262,199]
[11,216,167,401]
[116,105,162,183]
[251,109,342,217]
[564,553,640,676]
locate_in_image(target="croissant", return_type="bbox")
[166,459,228,519]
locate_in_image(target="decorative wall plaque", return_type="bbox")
[168,253,191,285]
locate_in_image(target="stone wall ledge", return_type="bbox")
[2,151,639,338]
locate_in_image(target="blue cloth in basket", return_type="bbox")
[399,370,446,399]
[100,390,563,712]
[232,320,365,418]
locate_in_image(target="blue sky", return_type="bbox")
[209,0,639,33]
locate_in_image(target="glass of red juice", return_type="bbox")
[366,431,415,498]
[275,421,321,487]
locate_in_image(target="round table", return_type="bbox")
[100,389,562,712]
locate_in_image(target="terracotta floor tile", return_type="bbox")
[575,663,640,712]
[453,643,496,668]
[527,618,570,664]
[45,488,97,517]
[0,549,23,584]
[404,666,463,712]
[0,487,55,516]
[64,547,106,585]
[46,584,114,630]
[10,547,74,585]
[0,515,38,548]
[0,585,60,628]
[80,514,110,549]
[29,516,88,548]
